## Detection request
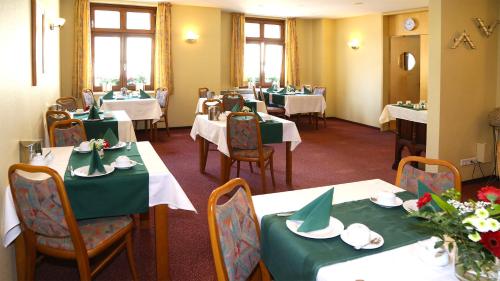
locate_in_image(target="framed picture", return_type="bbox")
[31,0,45,86]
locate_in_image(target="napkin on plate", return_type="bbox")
[87,105,101,120]
[88,143,105,175]
[139,89,151,99]
[417,181,442,211]
[288,188,334,232]
[102,90,114,100]
[103,128,119,147]
[303,87,312,94]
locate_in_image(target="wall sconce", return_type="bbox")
[49,17,65,30]
[185,31,199,43]
[348,38,360,50]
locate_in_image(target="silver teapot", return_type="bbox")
[208,105,221,121]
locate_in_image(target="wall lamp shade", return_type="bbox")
[185,31,199,43]
[348,38,360,50]
[49,18,65,30]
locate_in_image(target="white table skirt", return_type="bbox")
[269,94,326,117]
[2,141,196,247]
[379,105,428,124]
[100,98,162,122]
[195,98,267,114]
[252,179,454,281]
[190,113,302,156]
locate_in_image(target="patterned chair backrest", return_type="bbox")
[46,111,70,132]
[399,164,455,194]
[313,87,326,97]
[199,87,209,98]
[156,88,169,108]
[222,93,244,112]
[228,114,259,151]
[10,171,70,237]
[81,89,94,109]
[215,187,261,281]
[53,121,86,147]
[56,97,77,112]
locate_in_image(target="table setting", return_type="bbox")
[262,87,326,117]
[195,96,267,114]
[99,89,162,122]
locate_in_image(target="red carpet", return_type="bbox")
[33,118,486,280]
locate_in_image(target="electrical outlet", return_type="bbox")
[460,157,477,166]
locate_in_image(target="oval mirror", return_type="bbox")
[399,52,416,71]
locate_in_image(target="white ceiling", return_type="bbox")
[133,0,428,18]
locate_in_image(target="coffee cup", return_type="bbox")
[115,156,131,167]
[376,191,397,205]
[30,153,46,166]
[405,100,412,105]
[79,141,90,151]
[76,108,84,113]
[396,101,403,105]
[345,223,371,248]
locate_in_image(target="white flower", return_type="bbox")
[487,218,500,232]
[462,216,475,225]
[475,208,489,219]
[470,218,491,232]
[468,232,481,242]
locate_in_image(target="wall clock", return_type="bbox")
[404,17,417,31]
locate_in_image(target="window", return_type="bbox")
[244,18,285,87]
[91,4,155,91]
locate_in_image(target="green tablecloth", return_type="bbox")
[72,113,119,140]
[244,101,257,113]
[260,120,283,144]
[64,143,149,219]
[261,191,431,281]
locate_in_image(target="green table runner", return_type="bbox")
[260,120,283,144]
[244,101,257,113]
[64,143,149,219]
[73,113,119,140]
[261,191,431,281]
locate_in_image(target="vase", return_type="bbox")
[454,249,500,281]
[98,149,104,159]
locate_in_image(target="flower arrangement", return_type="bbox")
[412,186,500,277]
[90,139,110,150]
[241,106,251,113]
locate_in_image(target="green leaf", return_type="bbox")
[430,194,456,214]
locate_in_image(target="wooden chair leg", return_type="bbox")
[75,254,92,281]
[259,159,267,194]
[269,157,276,189]
[164,115,170,136]
[323,113,327,128]
[126,232,139,281]
[249,162,254,173]
[315,113,319,129]
[236,161,241,177]
[149,120,153,141]
[25,235,37,281]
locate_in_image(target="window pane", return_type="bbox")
[244,43,261,84]
[126,12,151,30]
[264,44,282,83]
[245,22,260,38]
[94,37,121,87]
[126,37,152,86]
[264,24,281,39]
[94,10,120,29]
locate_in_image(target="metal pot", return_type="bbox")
[208,105,221,121]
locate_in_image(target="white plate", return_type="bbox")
[111,160,137,170]
[103,116,114,119]
[369,196,403,208]
[73,165,115,177]
[403,199,419,213]
[340,230,384,250]
[74,147,91,153]
[286,217,344,239]
[104,141,126,150]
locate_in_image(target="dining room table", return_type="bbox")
[263,90,327,118]
[2,141,196,281]
[252,179,455,281]
[71,110,137,142]
[190,112,301,185]
[195,97,268,114]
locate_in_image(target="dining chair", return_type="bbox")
[208,178,271,281]
[46,110,71,137]
[153,88,170,138]
[222,92,244,112]
[202,99,223,114]
[395,156,462,195]
[252,86,259,100]
[81,89,95,110]
[199,87,209,98]
[313,86,327,128]
[49,119,87,147]
[258,88,286,118]
[226,112,276,194]
[8,164,139,281]
[56,97,78,112]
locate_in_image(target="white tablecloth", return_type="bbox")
[100,98,162,122]
[190,113,301,156]
[269,94,326,117]
[2,141,196,247]
[252,179,454,281]
[379,105,428,124]
[195,98,267,114]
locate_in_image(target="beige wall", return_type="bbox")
[296,19,313,86]
[428,0,499,180]
[60,0,73,97]
[0,0,62,279]
[220,12,231,90]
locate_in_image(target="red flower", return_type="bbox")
[103,140,110,148]
[477,186,500,204]
[417,192,432,209]
[84,105,90,111]
[480,231,500,258]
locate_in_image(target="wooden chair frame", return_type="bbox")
[199,87,209,98]
[395,156,462,194]
[226,112,275,193]
[56,97,78,112]
[8,164,138,281]
[258,88,286,119]
[221,93,244,112]
[313,86,327,128]
[252,86,259,100]
[81,89,95,109]
[46,110,71,136]
[153,87,170,138]
[207,178,271,281]
[49,118,87,147]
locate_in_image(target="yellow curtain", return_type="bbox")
[285,18,300,87]
[72,0,91,98]
[154,2,173,93]
[230,13,245,87]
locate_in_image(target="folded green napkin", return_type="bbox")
[417,181,441,211]
[88,143,105,175]
[102,128,118,147]
[139,89,151,99]
[102,91,114,99]
[87,105,101,120]
[303,87,312,94]
[288,188,334,232]
[277,88,286,94]
[231,103,240,112]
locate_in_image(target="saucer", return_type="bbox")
[341,230,384,250]
[74,147,91,153]
[403,199,419,213]
[104,141,126,150]
[286,217,344,239]
[370,195,403,208]
[111,160,137,170]
[74,165,115,177]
